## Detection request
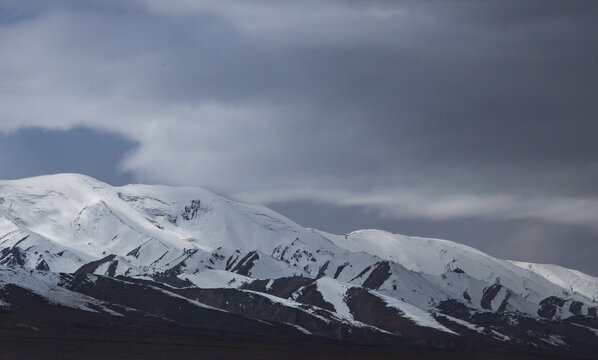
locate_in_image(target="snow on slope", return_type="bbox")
[0,174,186,260]
[0,173,597,326]
[0,174,314,271]
[376,291,457,335]
[511,261,598,301]
[0,266,123,315]
[315,277,353,320]
[179,269,252,289]
[437,314,486,334]
[322,229,595,307]
[0,216,89,272]
[314,276,456,334]
[116,182,332,254]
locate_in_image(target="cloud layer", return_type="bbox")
[1,0,597,230]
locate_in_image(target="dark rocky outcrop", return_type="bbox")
[0,247,27,267]
[75,254,117,275]
[35,259,50,271]
[231,251,259,276]
[480,284,503,310]
[362,261,391,289]
[538,296,567,319]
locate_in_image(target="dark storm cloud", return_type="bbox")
[0,1,597,272]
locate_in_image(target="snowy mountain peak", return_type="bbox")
[1,174,597,356]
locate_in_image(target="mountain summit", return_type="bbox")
[0,173,597,358]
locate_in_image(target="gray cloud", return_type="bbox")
[1,1,597,272]
[270,200,598,275]
[0,127,135,185]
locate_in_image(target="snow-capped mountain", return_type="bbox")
[1,174,597,357]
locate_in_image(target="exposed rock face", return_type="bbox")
[481,284,503,310]
[362,261,391,289]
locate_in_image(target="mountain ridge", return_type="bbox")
[0,173,597,358]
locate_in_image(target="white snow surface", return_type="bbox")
[510,261,598,301]
[376,292,458,335]
[285,323,311,334]
[179,269,252,289]
[437,314,486,334]
[314,277,353,320]
[0,173,596,326]
[0,266,120,314]
[323,229,596,308]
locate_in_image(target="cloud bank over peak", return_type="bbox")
[1,0,597,232]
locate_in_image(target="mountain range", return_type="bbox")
[0,173,596,359]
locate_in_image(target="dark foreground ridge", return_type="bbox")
[0,271,594,360]
[0,305,579,360]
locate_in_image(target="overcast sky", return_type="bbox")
[1,1,597,274]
